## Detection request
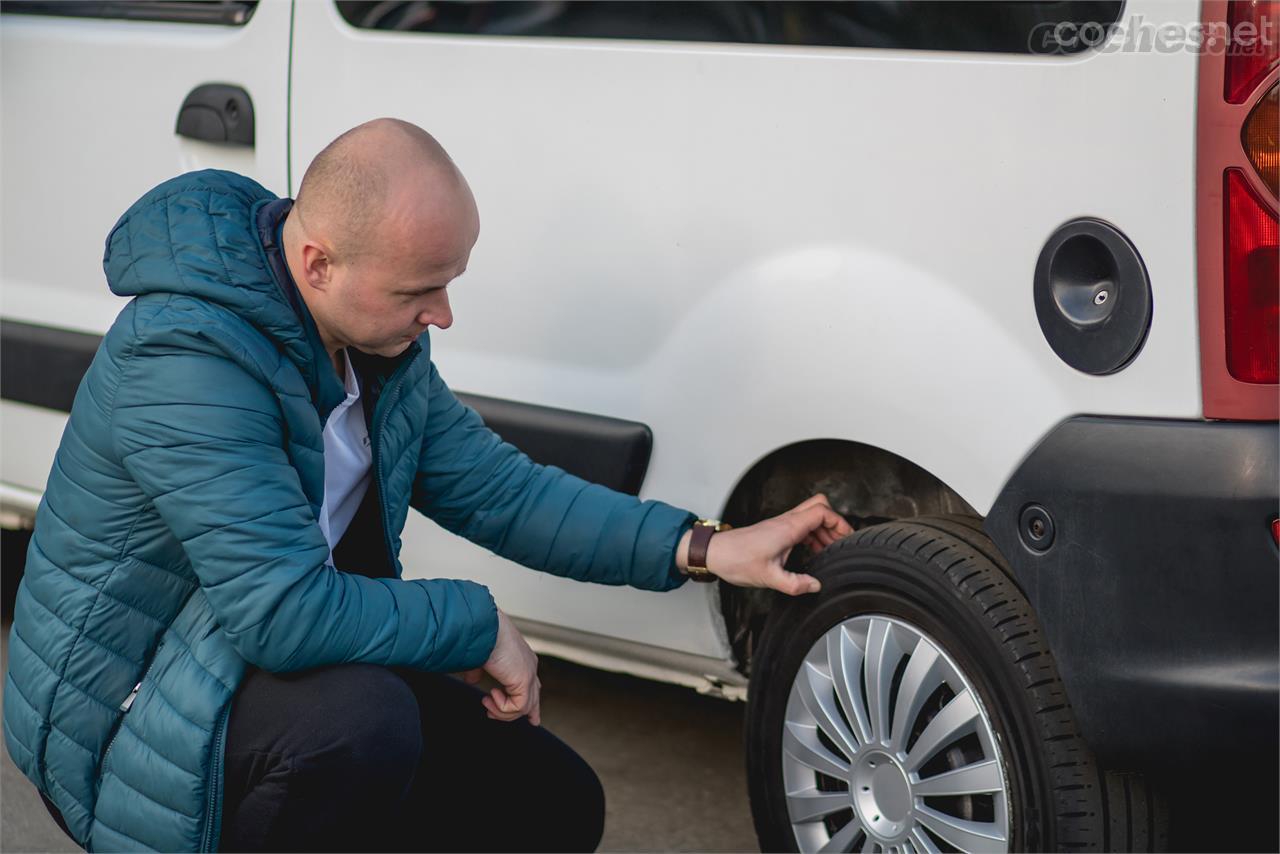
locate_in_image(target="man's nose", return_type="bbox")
[419,295,453,330]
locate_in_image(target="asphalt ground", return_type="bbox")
[0,612,760,853]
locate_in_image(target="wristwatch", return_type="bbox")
[683,519,732,582]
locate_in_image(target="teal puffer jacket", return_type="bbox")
[2,169,695,852]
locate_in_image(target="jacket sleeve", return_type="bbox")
[111,319,498,674]
[411,360,698,591]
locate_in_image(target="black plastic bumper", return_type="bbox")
[983,416,1278,774]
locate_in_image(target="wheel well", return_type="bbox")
[716,438,977,677]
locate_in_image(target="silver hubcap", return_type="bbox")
[782,615,1010,853]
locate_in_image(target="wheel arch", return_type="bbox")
[714,437,979,676]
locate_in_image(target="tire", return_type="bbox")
[745,515,1167,853]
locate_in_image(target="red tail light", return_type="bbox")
[1197,1,1280,419]
[1223,169,1279,383]
[1225,0,1280,103]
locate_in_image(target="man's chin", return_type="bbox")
[368,338,416,357]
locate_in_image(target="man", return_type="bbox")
[3,118,853,852]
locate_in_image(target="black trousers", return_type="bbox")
[219,492,606,852]
[216,663,606,852]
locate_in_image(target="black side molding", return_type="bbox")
[0,319,653,495]
[457,392,652,496]
[0,320,101,413]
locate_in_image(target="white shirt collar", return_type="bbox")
[340,348,360,400]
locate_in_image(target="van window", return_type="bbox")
[0,1,257,26]
[334,1,1122,54]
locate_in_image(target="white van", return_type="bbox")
[2,1,1277,851]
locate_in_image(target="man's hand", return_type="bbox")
[459,609,541,725]
[676,494,855,595]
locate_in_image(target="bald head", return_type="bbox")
[291,117,477,265]
[281,118,479,366]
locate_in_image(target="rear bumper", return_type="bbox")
[983,416,1278,773]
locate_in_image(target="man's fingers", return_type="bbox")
[483,681,541,723]
[795,493,854,535]
[490,687,512,714]
[825,504,856,537]
[501,686,523,713]
[791,504,832,541]
[771,565,821,596]
[789,493,833,515]
[818,524,843,545]
[485,699,519,721]
[800,510,855,559]
[797,503,855,542]
[459,668,483,685]
[816,504,851,536]
[484,687,520,721]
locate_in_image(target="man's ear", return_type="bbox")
[299,240,336,292]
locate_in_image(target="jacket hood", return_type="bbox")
[103,168,334,404]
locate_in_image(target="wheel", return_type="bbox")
[745,515,1166,853]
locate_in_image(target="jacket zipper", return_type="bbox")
[100,638,165,769]
[119,683,141,713]
[200,704,231,852]
[370,350,419,571]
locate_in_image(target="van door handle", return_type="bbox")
[175,84,255,146]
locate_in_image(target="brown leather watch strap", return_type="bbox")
[688,522,716,571]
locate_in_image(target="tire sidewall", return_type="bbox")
[747,533,1055,852]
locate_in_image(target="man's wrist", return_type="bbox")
[489,608,508,663]
[675,528,693,574]
[677,519,730,582]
